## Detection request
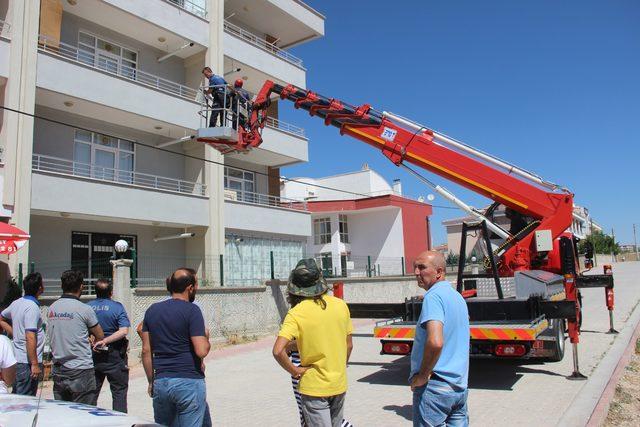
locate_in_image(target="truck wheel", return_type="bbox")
[548,319,566,362]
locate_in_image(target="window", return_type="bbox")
[73,129,135,182]
[78,31,138,79]
[339,214,349,243]
[313,217,332,245]
[224,166,255,201]
[71,232,136,280]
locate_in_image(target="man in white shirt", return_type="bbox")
[0,335,17,394]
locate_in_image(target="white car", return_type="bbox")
[0,394,158,426]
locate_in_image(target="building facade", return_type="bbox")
[0,0,324,291]
[282,167,433,277]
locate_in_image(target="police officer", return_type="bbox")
[88,279,131,413]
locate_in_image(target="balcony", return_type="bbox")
[62,0,209,52]
[225,0,324,48]
[165,0,207,19]
[38,36,197,102]
[224,189,311,237]
[36,36,200,133]
[32,154,206,196]
[224,21,306,89]
[31,155,209,226]
[223,187,307,211]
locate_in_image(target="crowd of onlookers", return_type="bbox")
[0,250,471,427]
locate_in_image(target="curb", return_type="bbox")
[586,315,640,426]
[556,302,640,426]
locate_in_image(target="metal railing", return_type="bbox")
[265,117,306,138]
[42,279,97,297]
[37,35,199,101]
[166,0,207,18]
[223,20,304,68]
[0,19,10,39]
[32,153,207,196]
[224,187,308,211]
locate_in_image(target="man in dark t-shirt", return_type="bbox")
[141,268,211,426]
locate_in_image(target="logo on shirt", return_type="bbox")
[92,306,110,312]
[48,311,74,320]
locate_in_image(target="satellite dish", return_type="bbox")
[427,194,435,201]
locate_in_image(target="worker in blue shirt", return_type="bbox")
[202,66,229,127]
[87,278,131,413]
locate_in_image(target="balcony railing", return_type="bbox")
[224,187,308,212]
[33,153,207,196]
[0,19,10,39]
[37,35,199,102]
[265,117,307,138]
[166,0,207,19]
[224,20,304,69]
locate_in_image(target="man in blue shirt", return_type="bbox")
[409,251,470,427]
[87,279,130,412]
[0,272,45,396]
[141,268,211,426]
[202,66,228,127]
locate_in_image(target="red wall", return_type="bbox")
[306,195,432,274]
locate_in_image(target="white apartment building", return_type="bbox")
[0,0,324,290]
[282,166,433,277]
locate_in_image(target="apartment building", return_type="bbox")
[0,0,324,290]
[282,166,433,277]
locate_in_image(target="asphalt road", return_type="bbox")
[85,261,640,426]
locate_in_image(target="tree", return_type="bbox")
[578,231,620,256]
[446,251,459,267]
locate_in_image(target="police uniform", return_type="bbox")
[87,297,131,413]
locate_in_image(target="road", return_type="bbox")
[62,261,640,426]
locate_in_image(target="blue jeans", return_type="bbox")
[412,380,468,427]
[153,377,208,427]
[13,363,42,396]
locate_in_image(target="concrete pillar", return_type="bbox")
[0,0,41,275]
[203,0,225,283]
[110,258,134,342]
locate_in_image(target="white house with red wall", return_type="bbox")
[281,166,432,277]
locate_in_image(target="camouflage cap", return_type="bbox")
[287,258,329,297]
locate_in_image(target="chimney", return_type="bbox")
[392,179,402,195]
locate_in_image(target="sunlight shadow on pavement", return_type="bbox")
[382,404,413,421]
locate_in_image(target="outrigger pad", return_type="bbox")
[196,127,242,153]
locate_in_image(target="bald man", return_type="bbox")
[409,251,470,427]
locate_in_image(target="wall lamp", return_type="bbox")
[154,232,195,242]
[158,42,195,62]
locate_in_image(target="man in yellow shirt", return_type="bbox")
[273,259,353,427]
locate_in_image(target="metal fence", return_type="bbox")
[24,252,411,291]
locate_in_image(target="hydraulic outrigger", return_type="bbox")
[198,80,616,379]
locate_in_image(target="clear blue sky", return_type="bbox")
[279,0,640,246]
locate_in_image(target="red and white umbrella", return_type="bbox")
[0,222,30,255]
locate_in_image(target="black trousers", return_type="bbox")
[209,92,227,127]
[92,349,129,413]
[52,365,96,405]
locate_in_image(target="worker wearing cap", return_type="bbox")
[202,66,228,127]
[273,259,353,427]
[410,251,470,426]
[231,79,252,130]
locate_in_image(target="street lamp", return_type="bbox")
[114,239,129,259]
